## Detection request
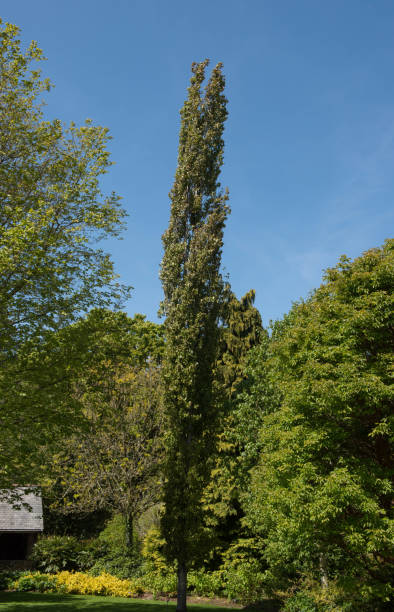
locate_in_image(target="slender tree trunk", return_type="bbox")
[125,513,133,554]
[176,561,187,612]
[319,552,328,589]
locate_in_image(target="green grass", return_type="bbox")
[0,593,230,612]
[0,593,280,612]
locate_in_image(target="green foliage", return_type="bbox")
[87,515,142,579]
[203,291,265,550]
[30,519,144,581]
[243,240,394,607]
[89,554,142,581]
[217,289,263,398]
[98,515,129,551]
[187,570,223,598]
[13,573,59,593]
[29,536,83,573]
[159,58,230,603]
[0,570,24,591]
[0,19,128,489]
[139,528,176,595]
[73,539,109,573]
[282,592,319,612]
[45,311,165,553]
[217,539,266,604]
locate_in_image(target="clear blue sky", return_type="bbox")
[2,0,394,325]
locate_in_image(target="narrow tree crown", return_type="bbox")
[159,60,230,569]
[160,59,229,312]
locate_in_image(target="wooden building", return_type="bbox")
[0,489,43,564]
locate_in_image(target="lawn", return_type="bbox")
[0,593,280,611]
[0,593,213,611]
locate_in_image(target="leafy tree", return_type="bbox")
[159,60,229,611]
[203,290,264,554]
[217,289,263,398]
[0,21,128,488]
[46,310,165,552]
[243,241,394,609]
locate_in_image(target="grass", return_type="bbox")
[0,592,211,611]
[0,593,182,611]
[0,593,280,612]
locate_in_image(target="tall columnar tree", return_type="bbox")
[159,60,229,611]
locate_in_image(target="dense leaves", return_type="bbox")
[243,240,394,608]
[159,59,229,609]
[46,311,165,551]
[0,20,128,489]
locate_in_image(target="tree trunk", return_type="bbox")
[176,561,187,612]
[319,552,328,590]
[125,513,133,554]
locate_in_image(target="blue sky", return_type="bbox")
[2,0,394,325]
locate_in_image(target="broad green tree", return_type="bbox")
[0,21,128,489]
[159,60,229,611]
[243,241,394,609]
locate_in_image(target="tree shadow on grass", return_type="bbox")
[0,593,281,612]
[0,592,168,611]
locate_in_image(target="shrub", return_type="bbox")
[13,573,59,593]
[56,570,143,597]
[12,570,144,598]
[140,528,176,597]
[223,560,266,604]
[0,570,24,591]
[141,527,168,574]
[89,551,142,580]
[188,568,223,597]
[283,592,319,612]
[98,514,128,550]
[140,571,177,598]
[219,539,266,604]
[29,535,82,573]
[87,514,142,579]
[75,539,109,572]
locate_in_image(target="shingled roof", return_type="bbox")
[0,489,43,532]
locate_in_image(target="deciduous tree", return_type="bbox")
[243,241,394,608]
[0,21,128,488]
[46,310,165,552]
[159,60,229,611]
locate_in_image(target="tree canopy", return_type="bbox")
[0,20,128,490]
[242,240,394,608]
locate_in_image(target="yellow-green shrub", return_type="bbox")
[56,571,143,597]
[13,571,144,598]
[140,528,177,597]
[13,573,59,593]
